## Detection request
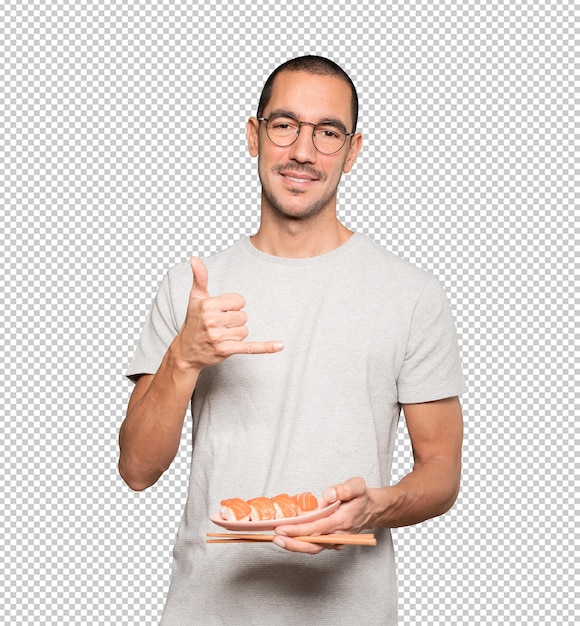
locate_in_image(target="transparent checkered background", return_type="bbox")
[1,0,576,624]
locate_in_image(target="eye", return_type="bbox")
[316,125,344,140]
[270,116,299,131]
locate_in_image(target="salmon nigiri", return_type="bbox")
[247,496,277,521]
[271,493,299,519]
[220,497,251,522]
[291,491,319,514]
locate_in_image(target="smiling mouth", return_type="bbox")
[279,171,318,184]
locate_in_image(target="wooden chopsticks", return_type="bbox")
[206,532,376,546]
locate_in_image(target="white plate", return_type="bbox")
[210,500,341,531]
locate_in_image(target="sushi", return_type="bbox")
[271,493,299,519]
[220,497,251,522]
[247,496,277,521]
[219,491,320,521]
[291,491,319,514]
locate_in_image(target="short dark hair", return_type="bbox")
[257,55,359,132]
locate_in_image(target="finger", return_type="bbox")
[273,529,345,553]
[214,292,246,312]
[217,340,285,356]
[272,535,325,554]
[209,325,250,344]
[222,309,248,328]
[194,294,247,321]
[323,476,366,504]
[189,257,209,299]
[275,514,339,539]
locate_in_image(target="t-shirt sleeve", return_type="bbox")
[397,275,467,403]
[125,269,184,383]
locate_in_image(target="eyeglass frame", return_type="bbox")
[257,115,356,155]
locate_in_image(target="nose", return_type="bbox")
[287,122,317,163]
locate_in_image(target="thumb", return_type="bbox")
[189,256,209,299]
[322,477,366,504]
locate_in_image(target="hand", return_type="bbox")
[172,257,284,371]
[273,477,378,554]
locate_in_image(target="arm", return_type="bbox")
[118,257,284,491]
[117,357,200,492]
[274,396,463,553]
[367,395,463,527]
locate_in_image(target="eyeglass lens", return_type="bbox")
[266,116,347,154]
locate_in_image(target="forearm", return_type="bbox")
[369,456,461,528]
[118,345,200,491]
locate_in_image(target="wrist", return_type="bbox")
[368,485,408,528]
[166,339,203,378]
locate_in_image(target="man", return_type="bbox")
[119,55,465,625]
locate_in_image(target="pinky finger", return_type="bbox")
[226,340,285,355]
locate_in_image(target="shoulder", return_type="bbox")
[349,233,437,292]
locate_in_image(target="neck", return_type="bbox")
[251,211,353,258]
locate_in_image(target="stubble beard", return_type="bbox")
[258,161,339,221]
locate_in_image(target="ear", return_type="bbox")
[342,132,363,174]
[246,117,260,157]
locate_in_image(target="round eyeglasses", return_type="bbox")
[258,115,355,155]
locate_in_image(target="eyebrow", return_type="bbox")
[266,109,348,132]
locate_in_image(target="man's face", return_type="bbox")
[247,71,362,221]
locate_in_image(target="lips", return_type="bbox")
[279,170,319,184]
[282,175,316,184]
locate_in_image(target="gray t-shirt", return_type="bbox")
[127,233,466,625]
